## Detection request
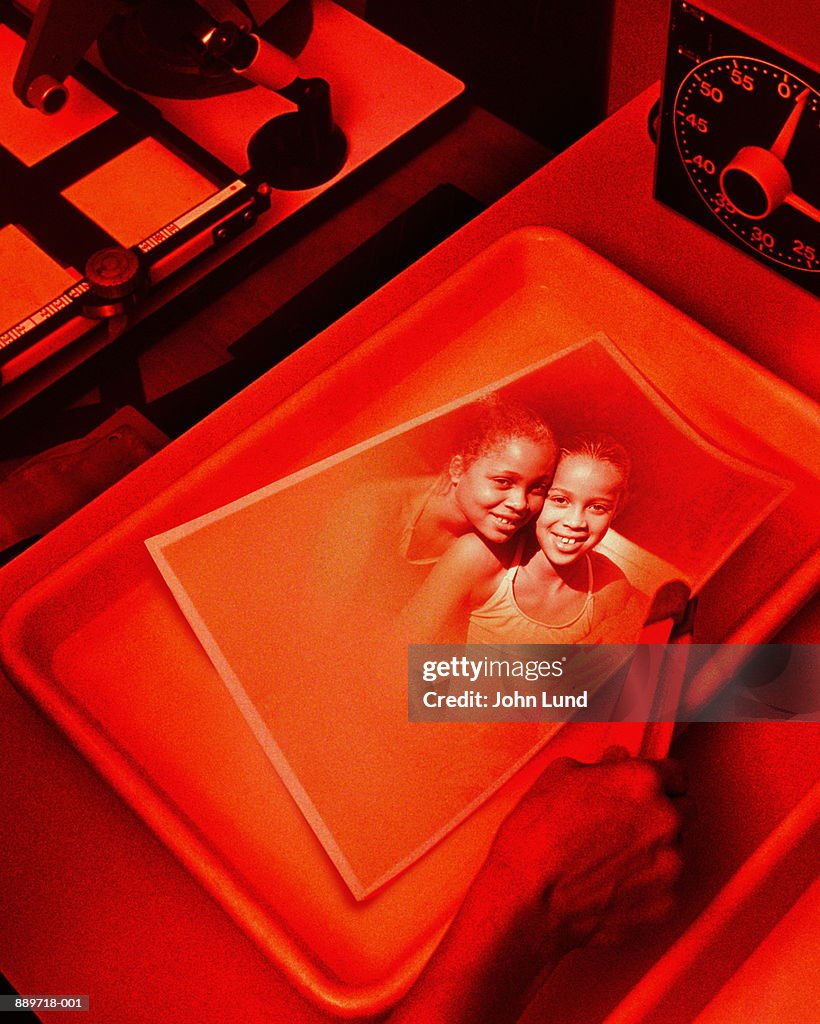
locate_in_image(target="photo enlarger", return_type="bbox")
[0,0,462,390]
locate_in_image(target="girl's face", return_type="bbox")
[536,454,623,566]
[450,438,553,544]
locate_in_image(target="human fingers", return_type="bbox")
[587,893,677,945]
[620,843,683,894]
[583,759,684,851]
[493,756,682,879]
[552,876,679,949]
[647,790,685,846]
[595,751,687,797]
[520,755,583,798]
[602,744,632,761]
[600,756,687,819]
[652,757,688,797]
[581,846,683,945]
[592,754,672,805]
[550,826,682,911]
[532,757,682,849]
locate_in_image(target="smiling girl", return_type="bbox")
[399,396,557,565]
[402,437,648,644]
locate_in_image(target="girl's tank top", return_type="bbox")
[467,539,595,644]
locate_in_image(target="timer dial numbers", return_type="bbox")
[673,57,819,273]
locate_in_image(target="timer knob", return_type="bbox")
[720,146,792,220]
[85,247,143,301]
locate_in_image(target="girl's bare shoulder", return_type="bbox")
[444,531,508,575]
[431,533,509,609]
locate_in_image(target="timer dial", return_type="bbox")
[674,57,819,274]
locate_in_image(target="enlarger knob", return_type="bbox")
[85,247,143,301]
[25,74,68,114]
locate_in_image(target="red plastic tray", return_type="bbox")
[1,229,817,1014]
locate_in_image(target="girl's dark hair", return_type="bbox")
[453,395,556,468]
[558,435,631,510]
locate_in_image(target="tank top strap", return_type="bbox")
[399,478,442,565]
[505,535,528,581]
